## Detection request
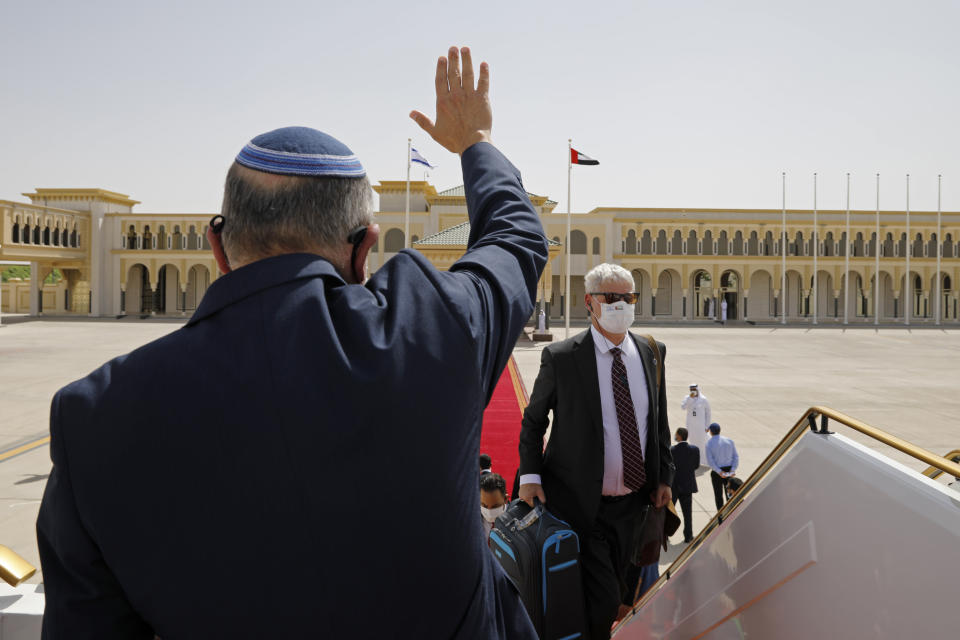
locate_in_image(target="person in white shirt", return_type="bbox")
[680,383,711,456]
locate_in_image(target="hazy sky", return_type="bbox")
[2,0,958,214]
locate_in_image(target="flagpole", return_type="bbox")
[875,173,880,326]
[812,172,818,325]
[844,172,850,326]
[905,174,910,326]
[404,139,411,250]
[936,174,942,325]
[781,172,787,325]
[565,138,572,338]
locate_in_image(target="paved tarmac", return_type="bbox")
[1,315,958,582]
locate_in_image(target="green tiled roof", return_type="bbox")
[414,221,561,247]
[436,184,557,206]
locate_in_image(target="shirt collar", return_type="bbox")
[590,325,636,357]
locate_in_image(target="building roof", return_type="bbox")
[414,221,562,247]
[436,184,558,207]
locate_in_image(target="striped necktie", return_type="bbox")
[610,347,646,491]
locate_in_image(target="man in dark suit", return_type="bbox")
[670,427,700,543]
[36,47,547,639]
[518,263,674,640]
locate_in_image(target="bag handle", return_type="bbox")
[641,334,661,391]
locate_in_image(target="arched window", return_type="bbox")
[23,223,31,244]
[944,275,952,291]
[127,225,138,250]
[854,232,864,257]
[670,230,683,255]
[384,228,405,252]
[143,225,153,250]
[717,230,729,256]
[912,233,924,258]
[625,229,637,254]
[12,221,19,243]
[592,237,600,255]
[793,231,804,256]
[945,233,954,258]
[883,233,894,257]
[687,229,698,255]
[897,233,906,257]
[570,230,587,254]
[838,231,847,257]
[655,271,672,315]
[823,232,834,257]
[158,225,168,249]
[173,225,183,250]
[747,231,759,256]
[53,228,60,246]
[33,225,41,244]
[808,232,817,257]
[71,227,78,247]
[202,226,211,250]
[927,233,938,257]
[187,225,199,250]
[732,231,744,255]
[640,230,652,255]
[655,230,667,255]
[42,225,50,245]
[701,230,714,256]
[868,232,877,258]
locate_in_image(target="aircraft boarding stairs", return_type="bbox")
[612,407,960,639]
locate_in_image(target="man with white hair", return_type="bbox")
[518,263,675,639]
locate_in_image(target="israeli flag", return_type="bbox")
[410,147,436,169]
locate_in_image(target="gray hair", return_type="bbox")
[220,163,372,261]
[584,263,635,293]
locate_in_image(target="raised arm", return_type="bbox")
[411,47,547,396]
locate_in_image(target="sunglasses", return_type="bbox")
[590,292,640,304]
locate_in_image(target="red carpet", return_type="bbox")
[479,357,528,497]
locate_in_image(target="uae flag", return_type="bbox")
[570,148,599,165]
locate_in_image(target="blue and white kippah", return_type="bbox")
[235,126,366,178]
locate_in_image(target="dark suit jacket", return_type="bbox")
[36,143,547,639]
[518,330,674,535]
[670,441,700,495]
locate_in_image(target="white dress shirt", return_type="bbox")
[520,326,650,496]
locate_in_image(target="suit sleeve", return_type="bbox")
[36,391,153,640]
[518,347,556,478]
[656,342,675,488]
[440,143,548,398]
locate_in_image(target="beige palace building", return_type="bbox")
[2,183,959,325]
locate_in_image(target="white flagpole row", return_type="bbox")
[812,173,818,325]
[844,173,850,326]
[875,174,880,326]
[565,139,572,338]
[781,172,787,325]
[905,174,910,326]
[936,174,942,326]
[404,138,411,250]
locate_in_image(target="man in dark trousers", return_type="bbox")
[670,427,700,543]
[36,47,547,639]
[518,263,675,640]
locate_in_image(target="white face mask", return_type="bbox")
[597,301,635,334]
[481,505,506,523]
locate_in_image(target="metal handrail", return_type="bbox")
[922,449,960,479]
[615,406,960,634]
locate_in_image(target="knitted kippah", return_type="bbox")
[235,126,365,177]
